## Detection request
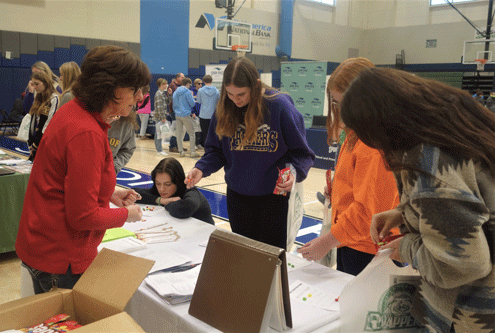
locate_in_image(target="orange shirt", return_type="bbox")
[330,138,399,255]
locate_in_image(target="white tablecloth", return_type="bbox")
[21,205,354,332]
[123,207,354,333]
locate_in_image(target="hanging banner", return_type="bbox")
[281,61,326,129]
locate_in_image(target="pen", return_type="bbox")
[164,263,201,273]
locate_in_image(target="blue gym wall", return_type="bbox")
[1,0,494,121]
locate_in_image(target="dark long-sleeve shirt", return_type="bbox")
[134,187,214,225]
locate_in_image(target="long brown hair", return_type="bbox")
[326,57,375,148]
[59,61,81,97]
[29,71,57,116]
[215,57,279,149]
[341,67,495,176]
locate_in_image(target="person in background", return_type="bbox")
[16,45,149,294]
[168,72,186,153]
[153,78,172,156]
[27,71,60,162]
[343,67,495,333]
[473,88,485,105]
[485,91,495,113]
[136,85,152,139]
[173,77,198,158]
[108,106,139,175]
[297,58,399,276]
[23,61,62,114]
[191,78,203,149]
[196,74,219,148]
[134,157,214,225]
[186,57,315,249]
[58,61,81,109]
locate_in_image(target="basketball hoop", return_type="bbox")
[232,44,248,57]
[475,58,488,71]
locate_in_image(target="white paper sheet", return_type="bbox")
[286,253,313,273]
[145,265,201,297]
[289,279,340,311]
[130,248,191,274]
[97,237,147,253]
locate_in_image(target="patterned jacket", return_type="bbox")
[396,144,495,332]
[153,89,171,122]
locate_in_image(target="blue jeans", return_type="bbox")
[154,120,166,152]
[138,113,149,137]
[22,262,82,294]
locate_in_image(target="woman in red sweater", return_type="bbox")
[16,45,151,294]
[297,58,399,276]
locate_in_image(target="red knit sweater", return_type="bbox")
[16,99,128,274]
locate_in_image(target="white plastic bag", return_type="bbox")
[316,199,337,268]
[160,122,174,140]
[286,165,304,251]
[17,113,31,141]
[339,249,427,333]
[192,116,201,132]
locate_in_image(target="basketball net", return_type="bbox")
[232,44,248,57]
[475,58,487,71]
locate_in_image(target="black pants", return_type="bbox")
[226,187,289,250]
[336,246,375,276]
[199,118,211,147]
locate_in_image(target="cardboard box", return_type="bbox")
[0,248,154,332]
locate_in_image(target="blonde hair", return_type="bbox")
[156,78,168,87]
[32,61,59,83]
[59,61,81,96]
[326,57,375,148]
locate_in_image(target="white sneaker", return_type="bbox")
[180,151,185,157]
[158,151,168,156]
[190,152,200,158]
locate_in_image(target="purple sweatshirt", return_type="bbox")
[195,91,315,196]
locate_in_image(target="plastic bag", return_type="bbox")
[286,164,304,251]
[192,116,201,132]
[316,198,337,268]
[339,249,427,333]
[17,113,31,141]
[160,122,174,141]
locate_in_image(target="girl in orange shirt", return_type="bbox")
[298,58,399,275]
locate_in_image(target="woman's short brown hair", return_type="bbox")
[72,45,151,113]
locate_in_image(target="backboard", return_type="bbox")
[463,39,495,64]
[214,18,252,53]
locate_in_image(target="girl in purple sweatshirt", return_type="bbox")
[186,57,315,249]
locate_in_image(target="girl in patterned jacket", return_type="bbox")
[342,67,495,333]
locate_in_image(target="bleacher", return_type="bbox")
[413,71,464,89]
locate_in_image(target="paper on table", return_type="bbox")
[0,159,24,165]
[130,248,191,274]
[145,265,201,297]
[286,253,312,273]
[289,280,339,311]
[0,149,5,154]
[97,237,147,253]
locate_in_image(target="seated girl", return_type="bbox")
[134,157,215,225]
